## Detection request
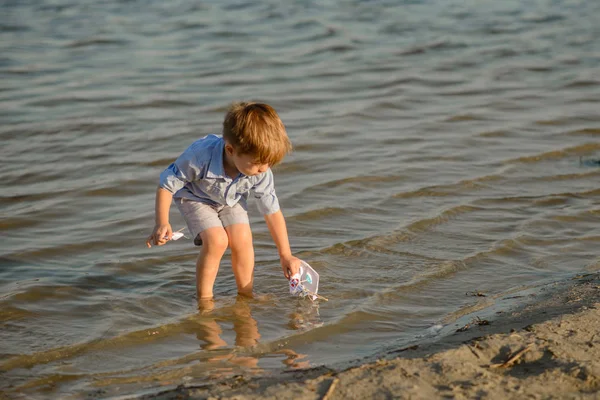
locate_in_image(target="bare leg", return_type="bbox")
[225,223,254,297]
[196,227,229,299]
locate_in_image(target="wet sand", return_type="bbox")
[143,273,599,400]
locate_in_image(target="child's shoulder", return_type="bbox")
[177,134,223,167]
[186,134,222,155]
[190,134,222,148]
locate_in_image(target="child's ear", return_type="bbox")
[224,143,235,155]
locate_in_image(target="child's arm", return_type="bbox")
[146,187,174,248]
[264,210,301,279]
[147,141,203,248]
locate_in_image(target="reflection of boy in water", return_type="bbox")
[232,300,260,348]
[195,297,261,368]
[195,298,312,370]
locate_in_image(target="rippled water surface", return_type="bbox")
[1,0,600,397]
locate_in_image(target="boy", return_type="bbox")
[146,102,301,299]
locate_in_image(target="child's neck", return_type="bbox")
[222,150,240,179]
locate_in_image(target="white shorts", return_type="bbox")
[174,198,249,246]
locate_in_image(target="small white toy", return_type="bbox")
[170,231,185,241]
[163,228,186,241]
[289,260,327,301]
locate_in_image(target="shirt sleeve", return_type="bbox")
[252,169,281,215]
[158,145,202,194]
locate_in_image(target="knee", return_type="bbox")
[229,228,253,254]
[201,229,229,255]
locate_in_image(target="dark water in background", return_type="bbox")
[1,0,599,397]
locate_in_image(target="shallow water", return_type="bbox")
[1,0,599,397]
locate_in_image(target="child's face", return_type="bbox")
[233,152,269,176]
[225,143,269,176]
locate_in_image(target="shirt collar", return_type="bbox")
[206,136,227,179]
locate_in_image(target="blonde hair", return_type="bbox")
[223,102,292,166]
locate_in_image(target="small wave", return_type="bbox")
[439,88,504,97]
[563,80,600,89]
[97,253,197,274]
[535,170,600,182]
[139,157,177,167]
[290,19,324,31]
[27,96,124,107]
[66,38,128,48]
[477,130,513,138]
[369,76,465,90]
[472,188,600,207]
[445,114,482,122]
[396,40,466,56]
[81,186,143,197]
[394,188,455,199]
[301,27,339,43]
[3,170,67,186]
[115,99,196,109]
[505,143,600,164]
[6,240,124,262]
[0,216,41,230]
[64,121,124,134]
[566,128,600,136]
[0,126,62,139]
[175,22,209,31]
[481,47,520,58]
[0,305,38,322]
[0,24,29,32]
[290,207,349,222]
[319,204,480,258]
[358,259,472,305]
[306,175,406,192]
[303,43,356,57]
[9,284,89,303]
[209,30,251,39]
[521,13,566,24]
[535,119,562,125]
[0,191,65,206]
[1,66,53,76]
[405,205,481,234]
[393,175,501,199]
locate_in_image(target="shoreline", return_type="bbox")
[141,272,599,400]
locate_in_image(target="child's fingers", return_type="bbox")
[146,226,173,248]
[158,227,172,241]
[155,232,168,245]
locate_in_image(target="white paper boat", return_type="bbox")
[289,260,324,301]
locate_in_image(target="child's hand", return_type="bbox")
[281,255,301,280]
[146,224,173,248]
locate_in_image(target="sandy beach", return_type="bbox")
[141,273,599,400]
